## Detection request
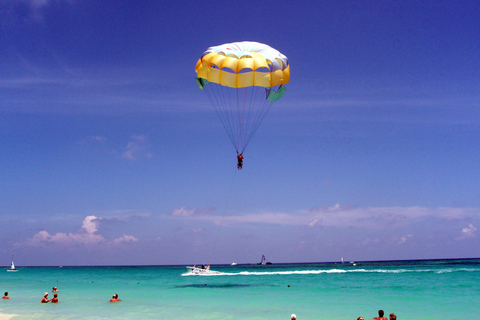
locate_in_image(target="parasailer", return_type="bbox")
[195,41,290,169]
[237,153,244,169]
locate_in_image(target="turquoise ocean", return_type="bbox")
[1,259,479,319]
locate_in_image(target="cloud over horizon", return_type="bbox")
[457,223,477,240]
[23,215,138,247]
[170,206,215,217]
[167,204,480,247]
[172,204,480,228]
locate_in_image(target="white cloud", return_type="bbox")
[457,223,477,240]
[166,205,480,246]
[24,216,137,247]
[169,205,480,240]
[308,219,320,227]
[31,230,51,242]
[53,231,104,245]
[26,230,104,246]
[122,134,153,160]
[171,206,197,217]
[113,234,138,244]
[91,209,151,220]
[397,234,413,244]
[170,206,214,217]
[362,238,379,245]
[216,205,480,228]
[222,212,298,225]
[82,215,99,234]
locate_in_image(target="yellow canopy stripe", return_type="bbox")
[195,41,290,88]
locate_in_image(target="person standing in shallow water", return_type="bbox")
[374,310,388,320]
[109,294,121,302]
[41,292,50,303]
[2,292,10,299]
[51,294,59,303]
[389,313,396,320]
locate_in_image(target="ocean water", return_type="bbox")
[1,259,479,319]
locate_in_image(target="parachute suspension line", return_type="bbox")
[236,86,247,154]
[237,86,253,154]
[243,86,258,152]
[209,169,237,264]
[204,84,237,152]
[238,86,274,155]
[203,83,276,155]
[224,85,240,153]
[218,84,237,150]
[247,90,273,149]
[243,86,264,152]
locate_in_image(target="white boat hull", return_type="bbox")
[186,266,220,275]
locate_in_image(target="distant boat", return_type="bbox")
[257,255,272,265]
[186,265,220,275]
[7,255,18,272]
[230,262,237,266]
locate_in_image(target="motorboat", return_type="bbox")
[186,265,220,275]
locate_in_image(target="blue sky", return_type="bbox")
[1,0,479,266]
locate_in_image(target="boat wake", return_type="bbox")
[182,267,480,276]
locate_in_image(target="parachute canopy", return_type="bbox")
[195,41,289,156]
[195,41,290,88]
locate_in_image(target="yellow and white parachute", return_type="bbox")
[196,41,290,157]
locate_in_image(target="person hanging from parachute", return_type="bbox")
[195,41,290,169]
[237,153,244,170]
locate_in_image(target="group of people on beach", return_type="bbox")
[357,309,397,320]
[40,287,59,303]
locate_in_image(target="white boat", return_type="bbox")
[7,256,18,272]
[230,262,237,266]
[186,265,220,275]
